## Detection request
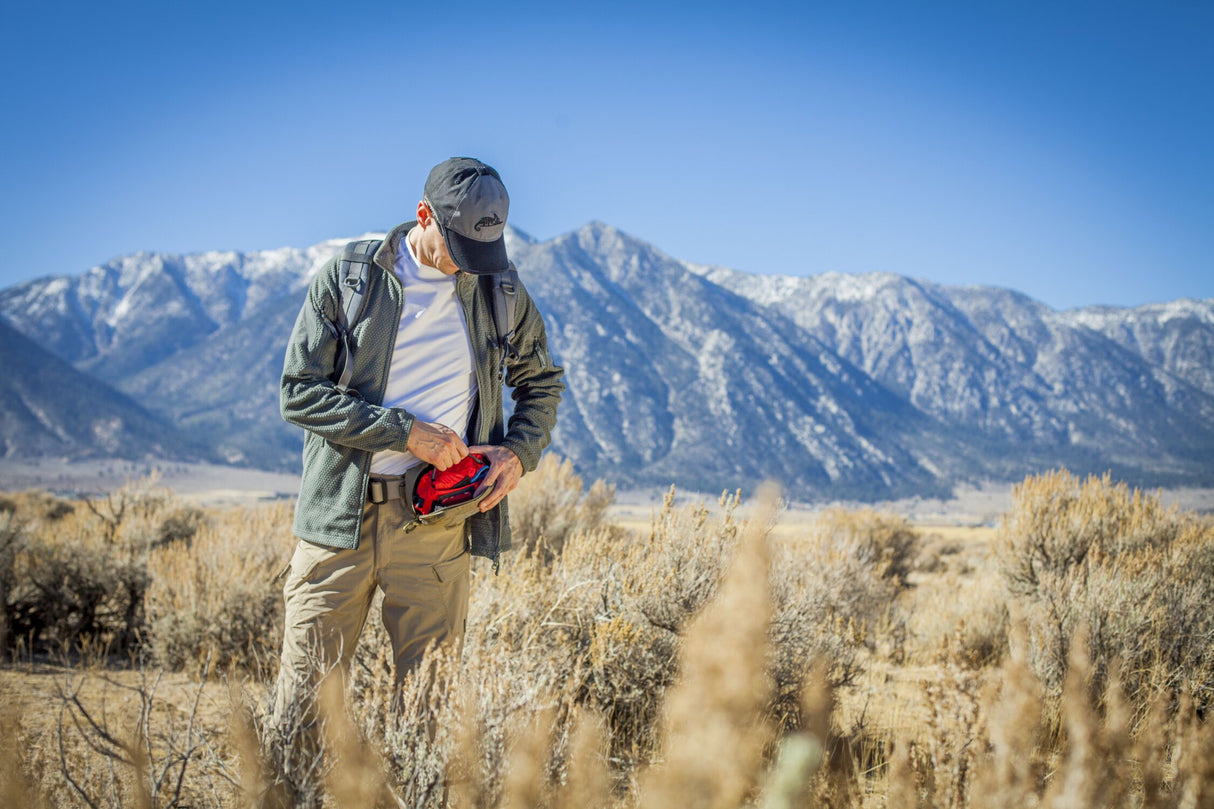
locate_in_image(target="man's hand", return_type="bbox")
[468,445,523,512]
[406,420,469,471]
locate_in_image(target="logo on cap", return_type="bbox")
[474,213,504,232]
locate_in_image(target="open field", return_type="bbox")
[2,459,1212,807]
[0,458,301,506]
[6,455,1212,518]
[610,480,1214,538]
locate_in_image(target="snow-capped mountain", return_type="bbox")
[0,238,359,379]
[1,224,1211,497]
[1069,299,1214,398]
[504,224,953,496]
[695,264,1214,481]
[0,318,209,462]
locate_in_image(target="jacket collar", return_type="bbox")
[375,220,478,298]
[373,221,415,274]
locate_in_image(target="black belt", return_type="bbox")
[367,465,426,513]
[367,476,407,504]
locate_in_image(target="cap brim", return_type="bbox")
[441,226,509,275]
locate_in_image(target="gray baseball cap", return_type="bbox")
[423,157,511,275]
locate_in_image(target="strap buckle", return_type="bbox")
[367,477,407,504]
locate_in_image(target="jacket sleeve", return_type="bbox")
[279,261,415,453]
[499,278,565,473]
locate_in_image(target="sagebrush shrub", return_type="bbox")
[2,481,168,655]
[767,508,918,721]
[0,512,24,657]
[997,469,1214,716]
[0,478,289,667]
[507,454,619,558]
[11,469,1214,808]
[999,469,1182,594]
[146,502,294,672]
[0,490,75,521]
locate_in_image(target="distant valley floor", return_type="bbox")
[0,457,300,507]
[3,457,1212,526]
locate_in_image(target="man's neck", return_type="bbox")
[406,225,427,267]
[405,219,460,275]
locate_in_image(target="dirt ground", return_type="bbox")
[0,658,246,791]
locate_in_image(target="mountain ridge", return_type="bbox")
[0,317,212,462]
[1,222,1211,497]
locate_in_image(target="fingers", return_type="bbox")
[478,457,504,489]
[470,445,522,512]
[407,421,469,471]
[439,427,470,469]
[478,472,500,511]
[480,478,510,512]
[434,430,469,471]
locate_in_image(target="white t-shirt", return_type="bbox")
[369,234,478,475]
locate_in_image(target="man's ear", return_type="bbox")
[416,200,433,226]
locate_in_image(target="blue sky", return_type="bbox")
[1,0,1210,310]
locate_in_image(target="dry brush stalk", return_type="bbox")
[0,710,48,809]
[318,674,396,808]
[636,483,778,809]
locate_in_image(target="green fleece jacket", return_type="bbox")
[280,221,564,565]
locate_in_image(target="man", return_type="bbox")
[273,157,563,719]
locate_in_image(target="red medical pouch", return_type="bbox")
[413,454,490,516]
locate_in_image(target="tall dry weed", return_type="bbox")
[318,674,395,808]
[969,622,1046,807]
[0,710,48,808]
[636,484,777,809]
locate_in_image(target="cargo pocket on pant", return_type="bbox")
[284,540,341,587]
[432,550,470,635]
[432,550,469,584]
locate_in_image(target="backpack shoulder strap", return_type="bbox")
[337,239,380,328]
[492,263,520,379]
[329,238,382,396]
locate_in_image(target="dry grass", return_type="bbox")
[1,462,1212,807]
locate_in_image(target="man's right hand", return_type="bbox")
[406,420,470,471]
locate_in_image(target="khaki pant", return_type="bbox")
[271,491,470,722]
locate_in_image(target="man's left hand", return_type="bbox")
[469,445,523,512]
